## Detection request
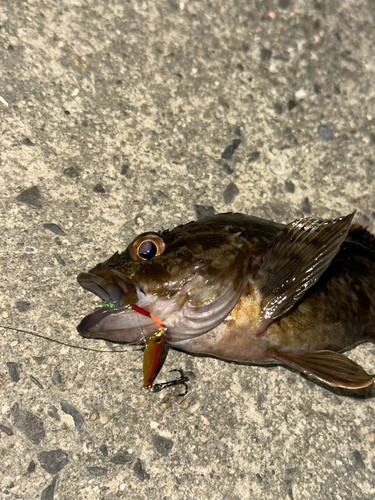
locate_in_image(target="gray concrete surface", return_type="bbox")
[1,0,375,498]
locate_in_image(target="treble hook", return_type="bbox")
[149,369,189,396]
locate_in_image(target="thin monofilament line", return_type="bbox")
[0,325,128,353]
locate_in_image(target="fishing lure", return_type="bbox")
[127,304,189,393]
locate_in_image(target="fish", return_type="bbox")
[77,212,375,390]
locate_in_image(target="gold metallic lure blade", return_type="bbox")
[143,330,165,389]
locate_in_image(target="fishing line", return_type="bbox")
[131,305,147,344]
[0,305,165,354]
[0,325,127,353]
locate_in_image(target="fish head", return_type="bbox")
[77,219,251,344]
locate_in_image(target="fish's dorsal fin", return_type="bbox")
[273,350,373,389]
[254,213,355,325]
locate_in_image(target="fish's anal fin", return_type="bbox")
[273,350,373,389]
[255,212,355,324]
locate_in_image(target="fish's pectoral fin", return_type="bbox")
[255,212,355,324]
[273,350,373,389]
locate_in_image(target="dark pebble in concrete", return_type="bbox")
[278,0,290,9]
[30,375,44,389]
[0,423,14,436]
[33,356,46,365]
[121,163,129,175]
[87,466,108,476]
[42,223,65,235]
[11,403,45,445]
[53,254,66,266]
[284,180,295,193]
[15,300,31,312]
[222,163,233,174]
[47,405,60,421]
[63,166,79,178]
[248,151,260,162]
[351,450,365,470]
[27,460,36,473]
[16,186,42,209]
[52,369,62,387]
[41,476,58,500]
[261,48,272,62]
[194,205,215,220]
[22,137,35,146]
[152,434,173,456]
[93,183,105,193]
[274,103,283,115]
[313,83,321,94]
[133,458,150,481]
[38,450,69,474]
[110,449,132,464]
[221,144,235,160]
[302,197,311,214]
[99,444,108,457]
[60,400,84,429]
[317,125,333,140]
[223,183,239,204]
[221,139,241,160]
[287,99,297,111]
[368,132,375,144]
[7,362,21,382]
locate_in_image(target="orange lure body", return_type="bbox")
[143,330,165,389]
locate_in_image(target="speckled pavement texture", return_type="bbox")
[1,0,375,499]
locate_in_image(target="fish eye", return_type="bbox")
[129,234,166,262]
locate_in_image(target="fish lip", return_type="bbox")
[77,305,158,342]
[77,307,109,337]
[77,272,127,307]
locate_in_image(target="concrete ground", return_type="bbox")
[1,0,375,499]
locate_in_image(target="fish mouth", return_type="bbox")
[77,271,158,342]
[77,269,247,345]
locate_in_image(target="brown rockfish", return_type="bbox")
[77,212,375,390]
